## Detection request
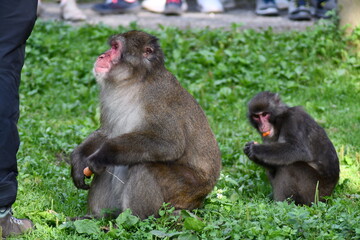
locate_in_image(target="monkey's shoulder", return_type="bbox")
[144,73,202,110]
[282,106,321,128]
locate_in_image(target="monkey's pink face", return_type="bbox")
[94,41,122,74]
[252,112,274,137]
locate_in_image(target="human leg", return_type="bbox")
[0,0,37,237]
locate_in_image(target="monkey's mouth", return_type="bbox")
[261,128,274,137]
[94,59,112,73]
[95,66,110,73]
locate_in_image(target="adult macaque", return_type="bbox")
[71,30,221,219]
[243,91,339,205]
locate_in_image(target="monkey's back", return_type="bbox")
[272,107,339,203]
[287,107,339,181]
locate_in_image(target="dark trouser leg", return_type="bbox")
[0,0,37,208]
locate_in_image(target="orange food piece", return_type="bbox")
[262,131,270,137]
[83,167,93,177]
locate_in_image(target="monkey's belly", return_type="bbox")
[109,165,129,185]
[88,165,128,215]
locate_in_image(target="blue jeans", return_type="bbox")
[0,0,37,208]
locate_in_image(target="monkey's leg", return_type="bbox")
[121,165,164,219]
[292,163,321,205]
[271,164,319,205]
[87,166,128,218]
[270,166,296,202]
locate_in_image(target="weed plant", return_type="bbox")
[10,20,360,239]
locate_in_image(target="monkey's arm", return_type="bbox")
[87,124,186,171]
[244,111,314,167]
[71,129,107,189]
[244,140,312,167]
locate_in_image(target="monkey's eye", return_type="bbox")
[252,114,260,120]
[261,112,269,117]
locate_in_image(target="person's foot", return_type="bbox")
[275,0,289,10]
[314,0,336,19]
[61,0,87,21]
[142,0,166,13]
[164,0,183,15]
[0,209,33,238]
[288,0,312,21]
[92,0,140,15]
[37,0,44,16]
[142,0,188,13]
[255,0,279,16]
[197,0,224,13]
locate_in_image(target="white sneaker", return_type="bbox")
[197,0,224,13]
[61,0,86,21]
[275,0,289,10]
[256,0,279,16]
[142,0,187,13]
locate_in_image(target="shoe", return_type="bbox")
[314,0,336,19]
[37,0,44,16]
[256,0,279,16]
[221,0,236,10]
[197,0,224,13]
[288,0,312,20]
[92,0,140,15]
[61,0,87,21]
[275,0,289,10]
[142,0,187,13]
[164,0,183,15]
[0,209,33,238]
[142,0,166,13]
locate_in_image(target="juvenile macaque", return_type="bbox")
[71,30,221,219]
[244,91,339,205]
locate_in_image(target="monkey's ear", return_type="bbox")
[274,93,281,104]
[143,46,154,59]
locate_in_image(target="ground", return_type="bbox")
[39,0,317,31]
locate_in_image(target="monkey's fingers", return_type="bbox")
[73,178,90,190]
[83,167,93,177]
[243,143,252,156]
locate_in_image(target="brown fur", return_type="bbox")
[71,30,221,219]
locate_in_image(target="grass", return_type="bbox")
[9,19,360,239]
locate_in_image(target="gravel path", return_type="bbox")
[39,1,317,31]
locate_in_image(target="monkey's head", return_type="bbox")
[247,91,288,138]
[93,30,165,85]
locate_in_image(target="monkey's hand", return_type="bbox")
[243,141,262,164]
[71,153,91,190]
[86,149,107,175]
